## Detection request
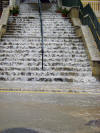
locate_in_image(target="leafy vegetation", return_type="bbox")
[10,6,19,16]
[61,8,69,17]
[56,7,62,13]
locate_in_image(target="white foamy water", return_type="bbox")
[0,2,99,84]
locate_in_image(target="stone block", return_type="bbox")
[69,7,79,18]
[92,61,100,76]
[0,25,6,39]
[75,27,82,37]
[72,18,81,27]
[71,18,82,37]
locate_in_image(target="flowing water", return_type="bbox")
[0,3,100,87]
[0,3,100,133]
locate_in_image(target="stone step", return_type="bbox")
[0,73,94,80]
[0,60,89,65]
[10,15,70,20]
[4,33,78,38]
[0,48,87,52]
[7,25,40,28]
[6,27,74,31]
[15,14,70,18]
[8,20,71,25]
[8,19,72,23]
[2,35,41,38]
[2,35,80,39]
[0,75,96,82]
[0,41,83,45]
[7,24,74,28]
[8,16,71,20]
[0,47,86,52]
[10,16,67,19]
[5,30,76,34]
[6,29,75,33]
[0,63,90,68]
[7,27,75,31]
[0,41,84,45]
[0,66,92,71]
[8,17,39,20]
[0,38,82,43]
[9,16,39,19]
[0,50,86,54]
[5,32,40,35]
[0,60,90,66]
[0,55,88,61]
[7,24,73,27]
[0,49,87,54]
[0,53,89,58]
[0,68,92,73]
[7,29,75,33]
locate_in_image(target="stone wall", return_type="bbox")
[9,0,16,7]
[0,0,9,15]
[57,0,62,7]
[71,8,100,76]
[0,6,10,39]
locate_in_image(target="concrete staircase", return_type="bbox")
[0,3,99,86]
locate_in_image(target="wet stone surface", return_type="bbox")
[0,93,100,133]
[0,3,99,84]
[1,128,39,133]
[86,119,100,127]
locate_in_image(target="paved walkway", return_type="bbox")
[0,92,100,133]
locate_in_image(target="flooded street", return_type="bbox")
[0,92,100,133]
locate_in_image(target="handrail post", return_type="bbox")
[38,0,44,70]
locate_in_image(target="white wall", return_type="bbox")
[57,0,62,7]
[10,0,20,7]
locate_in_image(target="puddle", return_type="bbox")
[0,128,38,133]
[86,119,100,127]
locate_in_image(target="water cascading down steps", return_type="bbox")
[0,2,100,91]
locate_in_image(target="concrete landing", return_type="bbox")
[0,93,100,133]
[0,81,100,94]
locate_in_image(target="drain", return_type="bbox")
[1,128,39,133]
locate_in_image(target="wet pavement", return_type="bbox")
[0,92,100,133]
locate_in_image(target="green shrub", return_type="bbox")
[56,7,62,13]
[58,7,62,11]
[10,6,19,15]
[62,8,69,16]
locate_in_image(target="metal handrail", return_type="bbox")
[38,0,44,70]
